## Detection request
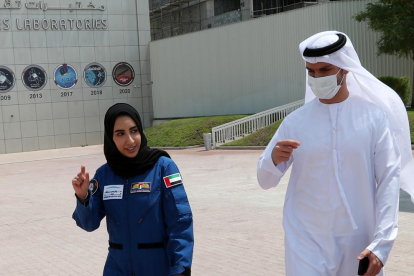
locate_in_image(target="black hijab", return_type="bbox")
[104,103,170,178]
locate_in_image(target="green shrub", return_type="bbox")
[408,109,414,144]
[378,76,411,106]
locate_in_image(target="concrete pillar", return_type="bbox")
[241,0,251,21]
[206,0,214,18]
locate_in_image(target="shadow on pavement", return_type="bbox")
[399,189,414,213]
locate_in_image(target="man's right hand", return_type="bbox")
[72,165,90,199]
[271,140,300,166]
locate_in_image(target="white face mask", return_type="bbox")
[308,69,345,99]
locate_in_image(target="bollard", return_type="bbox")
[203,133,212,151]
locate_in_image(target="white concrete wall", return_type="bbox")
[0,0,152,153]
[150,0,413,119]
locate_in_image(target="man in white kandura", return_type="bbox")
[257,31,414,276]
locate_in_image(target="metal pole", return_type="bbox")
[212,130,216,148]
[180,6,182,34]
[170,8,173,37]
[161,8,164,38]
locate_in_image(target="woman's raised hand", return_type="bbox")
[72,165,90,199]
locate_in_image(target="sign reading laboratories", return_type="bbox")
[84,63,107,88]
[112,62,135,87]
[22,65,47,91]
[54,64,78,89]
[0,66,15,93]
[0,1,107,31]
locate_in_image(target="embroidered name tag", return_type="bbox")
[163,173,183,188]
[103,185,124,200]
[131,182,151,193]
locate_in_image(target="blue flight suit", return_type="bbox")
[73,157,194,276]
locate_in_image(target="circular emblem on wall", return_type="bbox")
[22,65,48,91]
[83,63,107,88]
[0,66,16,93]
[54,64,78,89]
[112,62,135,86]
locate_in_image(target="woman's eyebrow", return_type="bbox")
[114,129,124,133]
[129,126,138,130]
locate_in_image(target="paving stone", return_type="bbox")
[0,146,412,275]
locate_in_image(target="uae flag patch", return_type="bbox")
[163,173,183,188]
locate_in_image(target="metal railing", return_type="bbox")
[201,10,242,30]
[151,10,242,41]
[150,0,180,11]
[251,1,318,17]
[151,22,202,40]
[150,0,195,12]
[212,99,305,148]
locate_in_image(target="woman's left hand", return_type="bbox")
[357,249,383,276]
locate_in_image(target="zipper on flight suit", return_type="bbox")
[125,178,134,276]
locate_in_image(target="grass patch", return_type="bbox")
[408,108,414,144]
[146,109,413,147]
[223,119,284,147]
[145,115,248,147]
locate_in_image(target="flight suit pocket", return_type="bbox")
[170,185,191,217]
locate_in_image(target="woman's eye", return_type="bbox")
[116,132,124,136]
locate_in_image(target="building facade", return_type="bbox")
[1,0,412,154]
[149,0,339,40]
[149,0,413,119]
[0,0,152,153]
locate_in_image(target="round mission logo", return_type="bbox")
[83,63,107,88]
[54,64,78,89]
[22,65,48,91]
[0,66,16,93]
[112,62,135,86]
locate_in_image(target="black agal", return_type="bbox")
[303,34,347,57]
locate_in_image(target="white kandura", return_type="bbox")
[258,94,400,276]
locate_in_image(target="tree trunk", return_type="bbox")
[411,55,414,108]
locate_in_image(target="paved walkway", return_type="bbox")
[0,146,413,275]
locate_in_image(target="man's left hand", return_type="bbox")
[357,249,383,276]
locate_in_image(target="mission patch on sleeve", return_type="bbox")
[89,179,99,195]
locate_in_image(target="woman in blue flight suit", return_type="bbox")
[72,103,193,276]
